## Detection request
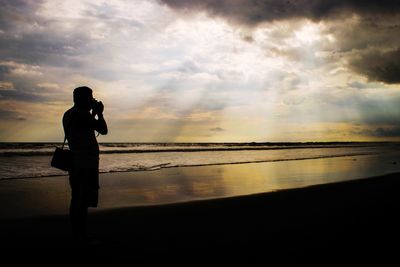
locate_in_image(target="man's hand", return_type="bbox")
[97,101,104,114]
[93,101,104,115]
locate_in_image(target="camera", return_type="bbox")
[92,98,104,114]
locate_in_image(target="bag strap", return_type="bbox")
[62,109,75,150]
[61,135,67,150]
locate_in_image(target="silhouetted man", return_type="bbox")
[63,86,108,240]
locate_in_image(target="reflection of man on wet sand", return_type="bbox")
[63,86,108,240]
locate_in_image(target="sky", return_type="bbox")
[0,0,400,142]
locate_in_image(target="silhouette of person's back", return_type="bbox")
[63,86,108,240]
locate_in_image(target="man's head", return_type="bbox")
[73,86,93,109]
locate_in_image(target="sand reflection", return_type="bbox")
[100,152,400,210]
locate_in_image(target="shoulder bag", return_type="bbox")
[51,117,72,171]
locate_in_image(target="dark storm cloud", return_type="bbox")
[326,16,400,53]
[159,0,400,25]
[323,17,400,84]
[349,48,400,84]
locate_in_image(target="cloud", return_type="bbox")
[0,61,43,77]
[160,0,400,84]
[354,126,400,137]
[0,81,14,90]
[0,89,48,102]
[324,15,400,53]
[0,61,66,102]
[347,81,369,89]
[321,16,400,84]
[0,0,44,30]
[0,0,81,66]
[0,64,11,80]
[210,127,224,132]
[0,20,90,68]
[159,0,400,25]
[0,108,26,120]
[374,127,400,137]
[348,48,400,84]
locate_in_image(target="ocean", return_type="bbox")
[0,142,399,180]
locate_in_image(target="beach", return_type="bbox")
[1,155,400,263]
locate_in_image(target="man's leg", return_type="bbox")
[69,170,88,240]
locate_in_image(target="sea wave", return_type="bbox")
[0,150,391,180]
[0,143,399,180]
[0,142,395,157]
[0,154,358,180]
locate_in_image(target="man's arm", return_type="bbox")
[94,113,108,135]
[92,101,108,135]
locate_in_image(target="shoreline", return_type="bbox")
[1,172,400,262]
[0,151,383,181]
[2,145,398,181]
[1,153,400,220]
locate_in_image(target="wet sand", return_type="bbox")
[2,153,399,220]
[1,172,400,263]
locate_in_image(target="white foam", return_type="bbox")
[0,143,397,180]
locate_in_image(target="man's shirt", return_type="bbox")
[63,106,99,169]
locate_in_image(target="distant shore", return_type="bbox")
[1,172,400,263]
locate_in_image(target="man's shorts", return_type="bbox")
[68,167,99,207]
